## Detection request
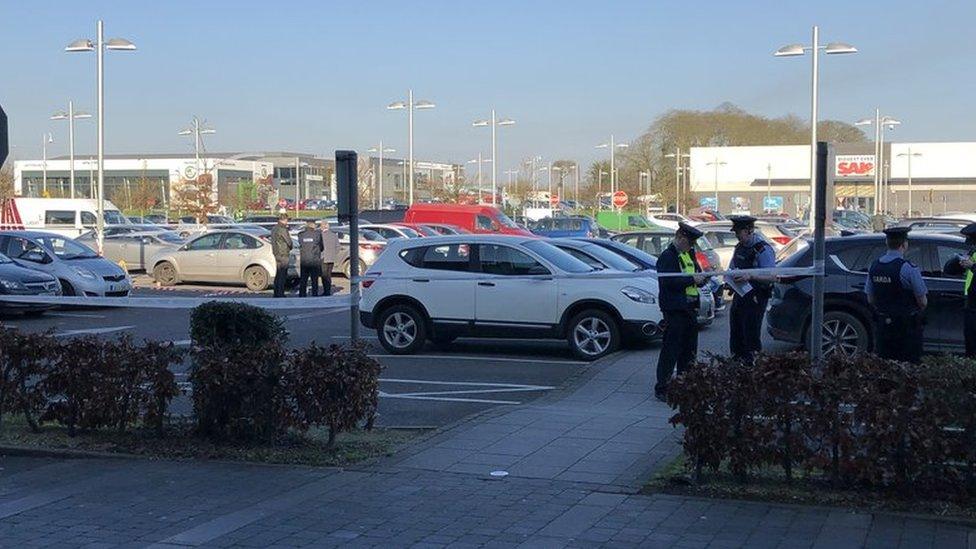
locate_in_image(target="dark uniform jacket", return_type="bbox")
[944,251,976,309]
[656,244,701,311]
[297,228,324,266]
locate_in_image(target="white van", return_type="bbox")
[0,198,129,237]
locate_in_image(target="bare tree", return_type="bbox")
[0,162,15,200]
[172,172,217,223]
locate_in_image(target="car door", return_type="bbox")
[178,233,222,280]
[217,232,261,282]
[929,242,969,350]
[474,243,558,327]
[404,243,476,323]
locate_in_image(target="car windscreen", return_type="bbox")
[0,252,11,264]
[573,243,641,271]
[156,232,186,244]
[104,210,129,225]
[522,240,594,273]
[36,236,99,259]
[496,211,519,228]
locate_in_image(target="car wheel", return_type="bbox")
[153,262,178,286]
[244,266,270,292]
[811,310,869,358]
[377,304,427,355]
[567,309,620,361]
[58,279,76,296]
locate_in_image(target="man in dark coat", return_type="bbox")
[866,226,928,363]
[270,214,293,298]
[654,222,707,401]
[943,223,976,357]
[297,219,324,297]
[727,215,776,362]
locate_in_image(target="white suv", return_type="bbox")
[359,235,663,360]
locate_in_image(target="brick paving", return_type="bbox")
[1,350,974,547]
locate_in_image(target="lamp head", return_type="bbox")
[105,38,137,51]
[414,100,435,109]
[51,112,68,121]
[774,44,806,57]
[497,118,516,126]
[824,42,857,55]
[387,101,407,110]
[65,39,95,52]
[472,120,489,127]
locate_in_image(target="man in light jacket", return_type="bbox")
[320,220,340,296]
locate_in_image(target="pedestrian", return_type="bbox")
[727,215,776,363]
[865,226,928,363]
[271,213,293,298]
[654,222,708,401]
[297,219,324,297]
[943,223,976,357]
[320,220,340,296]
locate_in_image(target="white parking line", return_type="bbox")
[46,312,106,319]
[54,325,136,337]
[381,378,554,389]
[369,354,587,365]
[379,392,520,405]
[284,309,347,321]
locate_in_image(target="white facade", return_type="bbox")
[690,145,810,194]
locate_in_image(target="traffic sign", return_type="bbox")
[549,194,559,207]
[0,104,7,168]
[612,191,628,209]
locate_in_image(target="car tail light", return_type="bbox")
[360,243,384,252]
[695,251,711,270]
[362,276,377,288]
[772,235,792,245]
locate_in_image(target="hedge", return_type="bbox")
[669,352,976,498]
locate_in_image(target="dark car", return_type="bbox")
[895,217,972,235]
[767,233,968,357]
[0,252,62,316]
[530,216,608,239]
[610,230,721,272]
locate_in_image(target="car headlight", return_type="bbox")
[72,267,97,280]
[621,286,656,304]
[0,279,26,291]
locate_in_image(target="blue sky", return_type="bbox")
[2,0,974,173]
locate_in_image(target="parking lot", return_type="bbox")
[0,279,781,428]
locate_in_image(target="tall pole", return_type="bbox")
[294,157,300,214]
[879,130,887,213]
[673,147,681,214]
[193,117,201,177]
[478,152,483,190]
[610,134,616,195]
[68,100,76,198]
[873,108,881,214]
[713,159,720,209]
[808,25,820,232]
[574,163,580,205]
[408,88,414,205]
[811,141,829,361]
[548,161,553,197]
[89,156,95,199]
[766,162,772,204]
[490,109,497,205]
[378,141,385,209]
[42,134,48,194]
[96,19,105,254]
[907,149,913,217]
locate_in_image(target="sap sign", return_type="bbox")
[835,155,875,178]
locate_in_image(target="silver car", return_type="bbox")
[77,231,186,271]
[149,230,298,291]
[0,231,131,297]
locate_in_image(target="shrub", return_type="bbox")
[189,342,287,440]
[282,343,381,447]
[0,327,58,432]
[123,339,183,435]
[670,351,976,498]
[189,301,287,349]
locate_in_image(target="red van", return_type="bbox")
[404,204,533,236]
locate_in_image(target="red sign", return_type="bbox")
[612,191,628,209]
[835,155,876,177]
[549,195,560,207]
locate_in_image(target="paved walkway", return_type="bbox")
[1,350,974,548]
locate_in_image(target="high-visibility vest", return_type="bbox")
[965,251,976,296]
[679,251,699,297]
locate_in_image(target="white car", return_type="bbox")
[647,213,695,231]
[359,235,664,360]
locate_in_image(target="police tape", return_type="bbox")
[0,266,819,310]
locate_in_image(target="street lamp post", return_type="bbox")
[387,90,435,205]
[596,135,628,195]
[664,148,690,214]
[66,20,136,253]
[897,148,922,216]
[178,116,215,183]
[504,169,518,202]
[41,133,53,195]
[467,155,493,201]
[51,101,91,199]
[855,111,900,214]
[775,25,857,230]
[473,110,515,206]
[705,158,726,212]
[367,142,396,209]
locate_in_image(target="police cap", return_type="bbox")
[729,215,757,232]
[677,222,703,240]
[960,223,976,238]
[882,226,911,238]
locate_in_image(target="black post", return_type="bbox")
[336,150,360,342]
[0,104,8,169]
[810,141,831,361]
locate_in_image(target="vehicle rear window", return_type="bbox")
[553,218,583,231]
[401,244,471,271]
[45,210,75,225]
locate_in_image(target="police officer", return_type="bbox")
[727,216,776,362]
[865,226,928,363]
[654,222,707,401]
[942,223,976,357]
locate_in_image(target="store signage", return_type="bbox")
[835,155,875,177]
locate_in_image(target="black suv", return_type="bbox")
[767,233,968,356]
